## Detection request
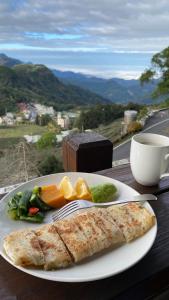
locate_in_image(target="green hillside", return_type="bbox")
[0,64,108,115]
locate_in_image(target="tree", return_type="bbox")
[47,121,61,133]
[127,121,142,134]
[38,154,63,175]
[35,114,52,126]
[140,47,169,99]
[36,132,56,149]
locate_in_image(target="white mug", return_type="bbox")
[130,133,169,186]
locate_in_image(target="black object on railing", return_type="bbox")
[62,132,113,172]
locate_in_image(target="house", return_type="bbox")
[16,116,23,123]
[33,104,55,116]
[6,112,14,119]
[3,116,15,126]
[3,112,15,125]
[57,112,70,129]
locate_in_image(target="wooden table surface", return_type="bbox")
[1,163,169,300]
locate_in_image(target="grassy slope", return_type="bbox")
[0,124,48,150]
[0,124,47,139]
[95,118,123,143]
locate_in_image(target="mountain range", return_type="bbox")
[52,69,159,104]
[0,54,108,114]
[0,53,159,114]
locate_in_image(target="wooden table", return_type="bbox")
[1,163,169,300]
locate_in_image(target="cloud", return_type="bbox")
[0,0,169,51]
[0,0,169,78]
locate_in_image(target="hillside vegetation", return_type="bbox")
[53,69,159,104]
[0,64,108,115]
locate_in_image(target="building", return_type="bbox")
[33,104,55,116]
[2,112,15,126]
[57,112,70,129]
[16,116,23,123]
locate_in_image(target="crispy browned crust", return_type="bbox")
[107,203,155,242]
[3,229,45,267]
[3,203,155,269]
[55,218,92,262]
[74,208,125,256]
[35,224,72,270]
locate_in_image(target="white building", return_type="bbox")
[57,112,70,129]
[6,112,14,119]
[16,116,23,123]
[33,104,55,116]
[3,116,15,126]
[2,112,15,125]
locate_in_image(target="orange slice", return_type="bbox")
[40,184,66,208]
[75,177,92,200]
[59,176,77,200]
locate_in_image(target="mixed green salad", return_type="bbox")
[7,186,51,223]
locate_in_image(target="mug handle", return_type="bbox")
[160,154,169,179]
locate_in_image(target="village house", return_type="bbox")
[33,104,55,117]
[2,112,15,126]
[57,112,70,129]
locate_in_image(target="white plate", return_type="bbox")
[0,172,157,282]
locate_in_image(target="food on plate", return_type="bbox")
[3,229,45,267]
[40,185,67,208]
[108,203,155,242]
[74,177,92,200]
[35,224,72,270]
[59,176,77,200]
[3,203,155,270]
[58,208,125,261]
[7,188,51,223]
[90,183,117,203]
[7,177,118,223]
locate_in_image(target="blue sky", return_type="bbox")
[0,0,169,79]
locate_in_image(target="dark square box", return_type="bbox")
[62,132,113,172]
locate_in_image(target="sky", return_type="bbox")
[0,0,169,79]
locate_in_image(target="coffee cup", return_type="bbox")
[130,133,169,186]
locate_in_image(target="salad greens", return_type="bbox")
[7,186,51,223]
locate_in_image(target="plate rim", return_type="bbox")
[0,172,157,282]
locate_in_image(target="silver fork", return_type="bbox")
[51,194,157,222]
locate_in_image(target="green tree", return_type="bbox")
[35,114,52,126]
[137,106,148,120]
[140,47,169,99]
[36,132,56,149]
[75,104,124,130]
[127,121,142,134]
[38,154,63,175]
[47,121,61,133]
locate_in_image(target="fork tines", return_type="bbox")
[52,201,79,222]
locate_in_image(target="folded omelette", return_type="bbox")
[3,203,155,270]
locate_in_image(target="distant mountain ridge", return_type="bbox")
[0,53,159,107]
[0,57,109,115]
[52,70,159,104]
[0,53,23,67]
